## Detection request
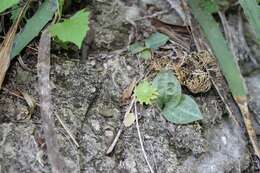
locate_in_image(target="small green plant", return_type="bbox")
[135,70,203,124]
[134,80,158,105]
[48,9,90,48]
[129,32,169,60]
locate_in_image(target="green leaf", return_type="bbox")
[199,0,219,13]
[11,0,58,59]
[239,0,260,43]
[0,0,19,13]
[162,95,203,124]
[145,32,169,49]
[152,70,182,108]
[48,9,90,48]
[134,80,158,105]
[129,42,146,54]
[10,4,20,22]
[137,49,152,60]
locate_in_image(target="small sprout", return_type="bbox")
[134,80,158,105]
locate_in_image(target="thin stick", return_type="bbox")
[55,113,79,148]
[106,98,135,154]
[134,101,154,173]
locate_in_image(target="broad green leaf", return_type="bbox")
[0,0,19,13]
[134,80,158,105]
[145,32,169,49]
[48,9,90,48]
[152,70,182,108]
[129,42,146,54]
[137,49,152,60]
[11,0,58,59]
[162,95,203,124]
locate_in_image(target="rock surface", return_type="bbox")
[0,0,257,172]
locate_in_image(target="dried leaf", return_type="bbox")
[123,112,136,127]
[0,2,29,89]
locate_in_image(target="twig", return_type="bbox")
[106,98,135,154]
[134,10,169,21]
[134,101,154,173]
[55,113,79,148]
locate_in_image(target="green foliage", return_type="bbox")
[188,0,247,97]
[239,0,260,43]
[0,0,19,13]
[162,95,203,124]
[129,42,146,54]
[152,70,202,124]
[11,0,58,58]
[48,9,90,48]
[128,32,169,60]
[57,0,65,17]
[145,32,169,49]
[137,49,152,60]
[10,4,20,22]
[152,70,182,108]
[134,80,158,105]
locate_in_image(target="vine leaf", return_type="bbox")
[128,42,146,54]
[48,9,90,48]
[145,32,169,49]
[134,80,158,105]
[0,0,19,13]
[152,70,182,108]
[162,95,203,124]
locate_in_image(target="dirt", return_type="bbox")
[0,0,259,173]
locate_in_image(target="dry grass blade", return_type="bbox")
[0,1,29,89]
[235,97,260,158]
